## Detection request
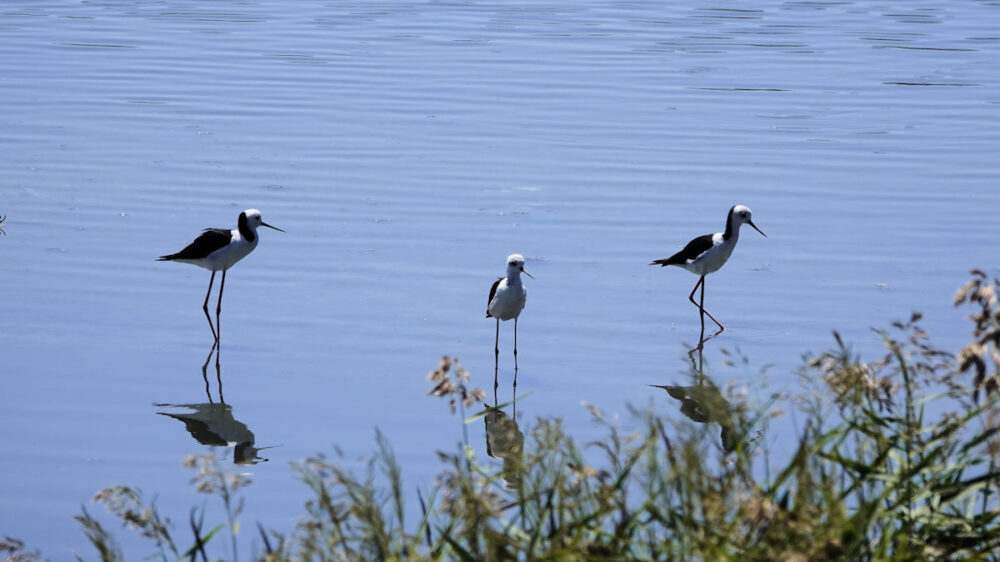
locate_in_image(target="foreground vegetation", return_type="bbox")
[4,271,1000,561]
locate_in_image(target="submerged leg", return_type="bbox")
[215,342,224,404]
[203,271,218,341]
[201,340,218,403]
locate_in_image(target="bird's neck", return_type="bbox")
[723,220,740,241]
[506,272,523,285]
[238,214,256,242]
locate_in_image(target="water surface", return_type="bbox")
[2,0,998,555]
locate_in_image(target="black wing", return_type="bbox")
[158,228,232,261]
[485,277,503,317]
[649,234,715,266]
[157,413,228,446]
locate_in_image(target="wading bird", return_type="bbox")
[650,205,765,333]
[486,254,533,392]
[158,209,283,341]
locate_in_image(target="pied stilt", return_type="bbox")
[486,253,533,393]
[158,208,283,341]
[650,205,765,333]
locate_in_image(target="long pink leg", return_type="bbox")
[688,275,725,333]
[202,271,218,341]
[513,317,519,389]
[493,318,500,401]
[215,270,227,343]
[688,276,705,333]
[700,276,725,333]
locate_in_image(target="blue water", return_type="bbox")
[2,0,998,555]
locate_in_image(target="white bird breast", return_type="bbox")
[684,233,737,276]
[489,279,527,321]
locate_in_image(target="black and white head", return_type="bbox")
[506,253,534,279]
[729,205,766,238]
[240,209,284,233]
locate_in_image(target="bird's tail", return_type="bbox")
[650,258,675,267]
[156,255,176,261]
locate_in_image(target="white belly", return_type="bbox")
[489,281,527,321]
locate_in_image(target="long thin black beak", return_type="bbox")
[521,267,535,279]
[748,220,766,238]
[262,222,285,233]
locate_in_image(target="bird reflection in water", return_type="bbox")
[651,332,738,452]
[652,383,736,453]
[156,342,273,465]
[485,406,524,490]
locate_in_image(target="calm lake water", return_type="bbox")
[2,0,998,555]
